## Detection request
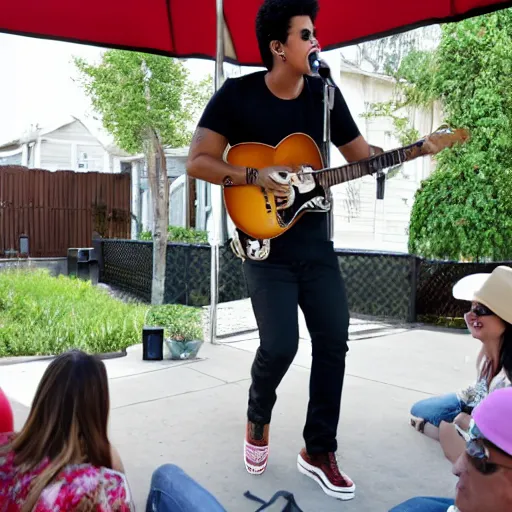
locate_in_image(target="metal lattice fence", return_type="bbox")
[101,240,153,301]
[98,240,512,322]
[164,243,248,306]
[416,260,509,318]
[101,240,247,307]
[336,250,419,322]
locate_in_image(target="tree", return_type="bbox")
[75,50,211,303]
[340,25,441,75]
[405,11,512,261]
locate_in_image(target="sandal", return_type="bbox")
[410,416,426,433]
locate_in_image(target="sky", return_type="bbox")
[0,32,342,147]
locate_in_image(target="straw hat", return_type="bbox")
[452,266,512,324]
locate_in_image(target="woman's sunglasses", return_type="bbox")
[469,303,495,317]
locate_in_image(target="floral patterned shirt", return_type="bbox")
[0,433,134,511]
[457,368,511,408]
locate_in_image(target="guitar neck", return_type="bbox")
[315,141,422,189]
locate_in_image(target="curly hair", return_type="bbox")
[256,0,319,70]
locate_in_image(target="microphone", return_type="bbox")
[308,51,321,75]
[308,51,334,84]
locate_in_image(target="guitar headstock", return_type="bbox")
[419,126,470,156]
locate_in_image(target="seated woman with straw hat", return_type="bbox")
[409,266,512,459]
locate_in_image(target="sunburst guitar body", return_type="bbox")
[224,133,324,240]
[223,128,469,241]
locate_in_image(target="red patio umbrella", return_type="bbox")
[1,0,511,66]
[2,0,511,344]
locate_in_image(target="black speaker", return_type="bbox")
[142,327,164,361]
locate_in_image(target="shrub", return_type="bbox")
[145,304,203,341]
[139,225,208,244]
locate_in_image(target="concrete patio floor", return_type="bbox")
[1,307,479,512]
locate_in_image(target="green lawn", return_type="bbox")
[0,269,203,357]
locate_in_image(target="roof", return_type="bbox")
[339,61,395,83]
[0,116,125,155]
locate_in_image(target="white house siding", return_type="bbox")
[329,67,443,253]
[38,120,112,173]
[40,141,72,171]
[76,144,106,172]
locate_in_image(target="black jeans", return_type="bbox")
[243,247,349,454]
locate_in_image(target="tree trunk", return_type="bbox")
[145,128,169,305]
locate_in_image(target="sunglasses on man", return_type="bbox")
[456,420,512,475]
[300,28,317,41]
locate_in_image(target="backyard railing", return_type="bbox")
[96,239,511,323]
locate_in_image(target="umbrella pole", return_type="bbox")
[208,0,225,345]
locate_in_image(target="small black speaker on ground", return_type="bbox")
[142,327,164,361]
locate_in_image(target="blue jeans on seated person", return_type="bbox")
[389,497,455,511]
[410,393,463,427]
[146,464,226,512]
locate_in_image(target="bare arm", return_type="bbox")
[186,127,247,186]
[186,127,290,194]
[337,134,383,163]
[111,444,125,473]
[439,420,466,464]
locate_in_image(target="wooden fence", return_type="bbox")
[0,166,131,257]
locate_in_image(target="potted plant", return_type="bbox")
[146,305,203,360]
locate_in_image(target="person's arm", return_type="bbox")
[439,421,466,463]
[186,127,291,195]
[186,127,245,186]
[111,444,125,473]
[338,135,383,163]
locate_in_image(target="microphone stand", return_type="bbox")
[310,54,386,216]
[310,53,336,239]
[321,76,336,239]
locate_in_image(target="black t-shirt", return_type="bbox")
[198,70,360,261]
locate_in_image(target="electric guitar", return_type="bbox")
[223,127,469,244]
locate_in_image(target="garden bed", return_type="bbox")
[0,269,202,357]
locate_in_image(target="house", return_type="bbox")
[329,61,443,253]
[0,117,123,173]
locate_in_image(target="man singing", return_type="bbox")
[187,0,379,500]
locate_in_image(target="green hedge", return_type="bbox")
[139,226,208,244]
